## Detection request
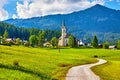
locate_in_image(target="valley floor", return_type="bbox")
[0,45,120,80]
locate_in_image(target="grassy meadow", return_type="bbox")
[0,45,120,80]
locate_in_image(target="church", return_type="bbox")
[58,21,69,46]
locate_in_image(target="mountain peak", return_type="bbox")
[94,4,103,7]
[91,4,106,9]
[84,4,114,12]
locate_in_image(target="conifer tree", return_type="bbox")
[92,35,98,48]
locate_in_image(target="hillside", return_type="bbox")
[4,4,120,42]
[0,22,60,40]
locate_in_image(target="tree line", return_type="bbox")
[0,22,61,41]
[0,22,76,48]
[0,22,120,49]
[92,35,120,49]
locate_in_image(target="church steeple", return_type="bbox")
[62,20,65,27]
[61,20,66,37]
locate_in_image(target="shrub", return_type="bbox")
[1,42,13,46]
[103,42,109,49]
[13,60,19,66]
[93,55,98,58]
[7,42,12,46]
[24,42,29,47]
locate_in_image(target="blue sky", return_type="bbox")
[0,0,120,21]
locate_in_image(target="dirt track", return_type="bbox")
[66,59,107,80]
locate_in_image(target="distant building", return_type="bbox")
[6,38,14,42]
[109,45,117,49]
[79,39,85,46]
[58,21,69,46]
[22,40,28,43]
[43,42,52,47]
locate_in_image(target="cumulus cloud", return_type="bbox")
[14,0,105,19]
[12,14,18,19]
[0,0,9,21]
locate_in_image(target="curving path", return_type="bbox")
[66,59,107,80]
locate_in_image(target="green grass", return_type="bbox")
[0,45,96,80]
[0,68,40,80]
[0,45,120,80]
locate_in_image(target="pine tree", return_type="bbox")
[92,35,98,48]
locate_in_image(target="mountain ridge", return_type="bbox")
[3,4,120,42]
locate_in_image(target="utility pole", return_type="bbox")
[58,46,60,53]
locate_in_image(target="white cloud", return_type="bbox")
[15,0,105,19]
[12,14,18,19]
[0,0,9,21]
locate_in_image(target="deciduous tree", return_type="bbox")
[16,38,21,45]
[38,31,45,47]
[117,40,120,49]
[51,37,58,48]
[3,30,9,39]
[29,35,38,47]
[103,41,109,49]
[68,35,75,48]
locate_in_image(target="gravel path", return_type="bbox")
[66,59,107,80]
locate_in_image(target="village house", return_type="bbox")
[6,38,14,42]
[78,39,85,46]
[43,42,52,47]
[109,45,117,49]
